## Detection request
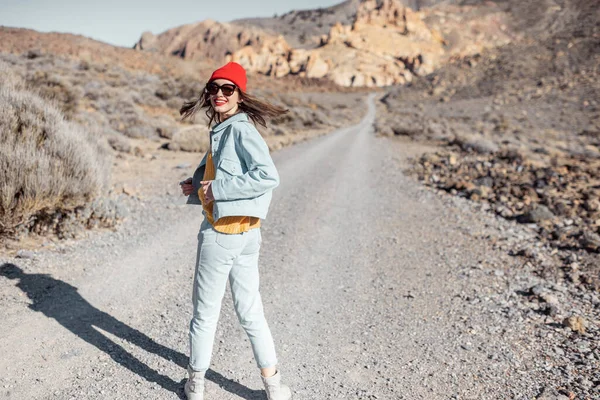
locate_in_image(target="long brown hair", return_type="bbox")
[180,83,288,128]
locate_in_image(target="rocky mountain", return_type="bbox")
[133,19,273,62]
[134,0,513,87]
[233,0,361,49]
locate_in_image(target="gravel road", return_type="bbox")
[0,94,580,399]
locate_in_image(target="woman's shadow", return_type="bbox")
[0,263,265,399]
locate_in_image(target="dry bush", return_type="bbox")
[154,115,178,139]
[106,131,132,153]
[168,126,210,152]
[27,70,83,117]
[1,53,172,141]
[0,64,112,237]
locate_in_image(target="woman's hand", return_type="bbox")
[200,180,215,204]
[180,177,194,196]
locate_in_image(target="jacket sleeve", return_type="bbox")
[186,151,208,205]
[211,122,280,201]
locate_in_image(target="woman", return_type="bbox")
[179,62,292,400]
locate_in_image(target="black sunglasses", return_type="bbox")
[205,82,237,97]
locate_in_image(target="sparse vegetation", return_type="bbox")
[0,62,121,240]
[0,51,366,155]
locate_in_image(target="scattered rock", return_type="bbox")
[459,137,499,154]
[121,184,136,196]
[562,315,587,334]
[580,231,600,252]
[537,386,570,400]
[16,250,35,259]
[530,284,549,296]
[517,205,554,224]
[133,146,145,157]
[539,293,559,306]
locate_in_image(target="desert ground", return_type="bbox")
[1,0,598,399]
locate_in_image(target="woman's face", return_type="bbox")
[207,79,242,119]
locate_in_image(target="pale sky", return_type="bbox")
[0,0,343,47]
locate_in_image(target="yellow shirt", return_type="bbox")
[199,149,260,233]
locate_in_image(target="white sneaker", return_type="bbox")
[184,365,205,400]
[261,370,292,400]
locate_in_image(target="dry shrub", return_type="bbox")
[168,126,210,152]
[0,64,112,236]
[106,131,132,153]
[27,70,83,117]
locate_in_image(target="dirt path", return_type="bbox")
[1,94,557,399]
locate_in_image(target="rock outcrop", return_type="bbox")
[134,0,512,87]
[133,19,274,62]
[225,0,445,87]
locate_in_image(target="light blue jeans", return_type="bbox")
[188,217,278,371]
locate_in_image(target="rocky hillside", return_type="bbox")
[0,27,198,76]
[134,0,513,87]
[375,0,600,289]
[233,0,360,49]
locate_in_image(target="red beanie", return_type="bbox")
[208,62,247,92]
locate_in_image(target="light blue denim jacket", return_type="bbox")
[186,112,280,221]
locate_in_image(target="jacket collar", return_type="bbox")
[211,112,248,133]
